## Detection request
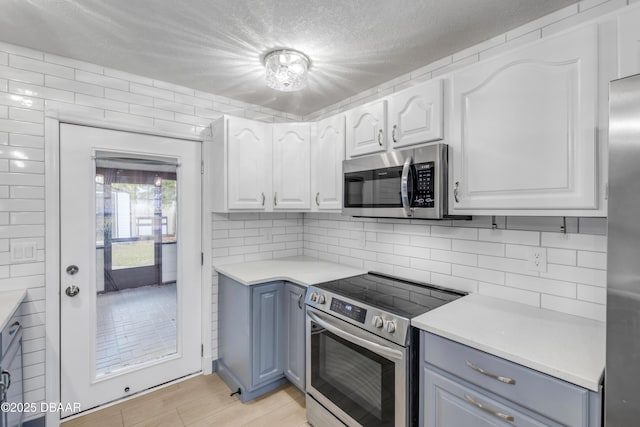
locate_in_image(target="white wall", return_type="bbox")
[210,212,304,359]
[304,214,607,321]
[0,40,300,418]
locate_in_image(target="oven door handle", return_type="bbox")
[307,309,404,362]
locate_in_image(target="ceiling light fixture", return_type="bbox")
[263,49,311,92]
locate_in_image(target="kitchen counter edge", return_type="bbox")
[213,256,367,287]
[0,289,27,331]
[412,293,604,392]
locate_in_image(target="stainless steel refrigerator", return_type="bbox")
[606,72,640,425]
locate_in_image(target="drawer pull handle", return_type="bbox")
[464,394,515,423]
[466,361,516,385]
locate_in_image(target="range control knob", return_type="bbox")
[309,292,319,302]
[317,294,327,304]
[371,316,384,329]
[384,320,396,334]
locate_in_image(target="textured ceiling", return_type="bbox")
[0,0,578,115]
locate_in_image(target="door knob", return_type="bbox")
[65,285,80,297]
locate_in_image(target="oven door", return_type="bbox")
[305,306,408,427]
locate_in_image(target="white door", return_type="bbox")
[227,116,272,210]
[388,79,444,149]
[272,123,310,210]
[448,24,598,214]
[346,99,387,158]
[311,115,345,210]
[59,124,201,417]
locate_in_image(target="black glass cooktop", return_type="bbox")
[315,273,466,319]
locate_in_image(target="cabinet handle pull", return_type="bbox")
[315,192,320,207]
[464,395,514,422]
[261,192,265,206]
[1,369,11,401]
[466,361,516,385]
[453,181,460,203]
[298,293,304,310]
[392,125,397,142]
[274,192,278,206]
[377,129,383,146]
[8,321,20,336]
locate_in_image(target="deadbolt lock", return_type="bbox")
[66,265,79,275]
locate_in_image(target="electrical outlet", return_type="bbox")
[526,247,547,272]
[11,241,38,263]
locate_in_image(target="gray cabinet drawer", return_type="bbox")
[423,332,589,427]
[424,366,560,427]
[1,304,22,358]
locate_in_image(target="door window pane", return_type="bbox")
[95,163,178,377]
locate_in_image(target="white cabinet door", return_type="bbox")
[449,25,598,214]
[619,7,640,78]
[346,99,387,158]
[272,123,311,210]
[388,79,444,149]
[311,114,345,210]
[227,117,272,210]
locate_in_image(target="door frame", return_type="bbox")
[45,112,213,426]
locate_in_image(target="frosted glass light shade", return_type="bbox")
[264,49,310,92]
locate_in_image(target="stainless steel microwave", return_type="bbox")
[343,144,451,219]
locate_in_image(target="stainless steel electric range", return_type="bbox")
[304,272,466,427]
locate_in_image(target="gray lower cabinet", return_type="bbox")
[251,282,285,387]
[284,282,305,391]
[218,274,286,402]
[1,302,24,427]
[420,332,602,427]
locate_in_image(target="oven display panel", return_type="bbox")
[330,298,367,323]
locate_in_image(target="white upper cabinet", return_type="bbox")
[311,114,345,211]
[619,6,640,78]
[208,116,272,211]
[388,79,444,149]
[346,99,387,158]
[448,25,599,215]
[272,123,311,210]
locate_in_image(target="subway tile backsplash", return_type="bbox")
[303,213,607,322]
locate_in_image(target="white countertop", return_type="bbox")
[214,256,367,287]
[0,289,26,331]
[412,293,605,392]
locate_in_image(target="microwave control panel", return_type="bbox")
[414,162,435,208]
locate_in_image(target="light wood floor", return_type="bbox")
[61,374,309,427]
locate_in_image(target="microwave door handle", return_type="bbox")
[401,156,413,216]
[307,309,404,362]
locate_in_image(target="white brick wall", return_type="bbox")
[304,213,607,322]
[0,40,300,419]
[210,212,304,358]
